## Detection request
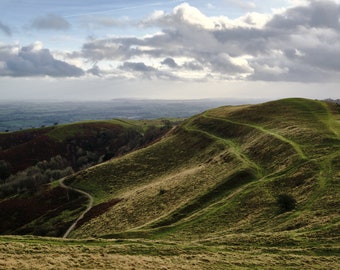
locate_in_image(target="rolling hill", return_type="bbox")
[0,118,172,175]
[0,98,339,269]
[0,118,173,236]
[63,98,339,240]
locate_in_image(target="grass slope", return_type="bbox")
[63,98,339,244]
[0,118,172,237]
[0,120,130,173]
[2,98,339,269]
[0,234,338,269]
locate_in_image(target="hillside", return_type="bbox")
[61,98,339,242]
[0,118,172,175]
[0,98,339,269]
[0,119,173,236]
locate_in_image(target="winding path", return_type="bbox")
[202,114,307,160]
[59,178,94,238]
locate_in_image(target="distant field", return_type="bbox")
[0,99,260,132]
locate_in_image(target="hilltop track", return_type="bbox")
[59,178,94,238]
[202,114,307,160]
[183,123,262,176]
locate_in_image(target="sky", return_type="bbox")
[0,0,339,100]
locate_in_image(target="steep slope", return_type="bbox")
[63,98,339,243]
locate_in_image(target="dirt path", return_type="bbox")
[59,178,94,238]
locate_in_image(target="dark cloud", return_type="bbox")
[120,62,156,72]
[81,38,137,61]
[31,14,70,30]
[0,43,84,77]
[161,58,178,68]
[0,21,11,36]
[87,65,102,76]
[119,61,181,80]
[267,0,340,30]
[246,0,340,82]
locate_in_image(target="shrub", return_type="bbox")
[276,193,296,213]
[159,188,167,195]
[0,160,11,182]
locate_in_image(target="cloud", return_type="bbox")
[0,21,11,36]
[79,3,262,80]
[0,42,84,77]
[31,14,70,30]
[87,64,102,76]
[161,57,178,68]
[120,62,156,72]
[79,1,340,82]
[267,0,340,30]
[141,3,236,30]
[183,61,204,71]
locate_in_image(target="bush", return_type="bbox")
[0,160,11,182]
[159,188,167,195]
[0,156,74,198]
[276,193,296,213]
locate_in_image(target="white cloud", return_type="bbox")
[0,42,84,77]
[76,1,340,82]
[1,1,340,83]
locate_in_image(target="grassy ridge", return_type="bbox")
[63,98,339,244]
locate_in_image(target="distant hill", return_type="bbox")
[0,99,259,132]
[325,98,340,104]
[0,98,339,269]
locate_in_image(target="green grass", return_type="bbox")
[0,234,338,269]
[47,119,133,141]
[2,98,339,269]
[58,98,339,242]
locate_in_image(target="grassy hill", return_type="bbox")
[62,98,339,242]
[0,118,172,175]
[0,98,339,269]
[0,118,173,236]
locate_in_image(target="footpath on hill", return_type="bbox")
[59,178,94,238]
[202,113,307,160]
